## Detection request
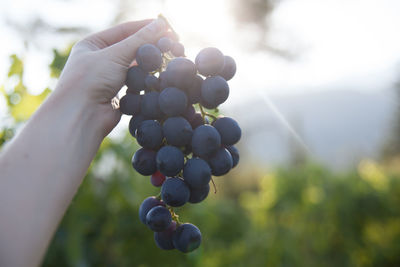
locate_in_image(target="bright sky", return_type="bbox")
[1,0,400,108]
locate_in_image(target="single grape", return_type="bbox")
[136,120,163,150]
[141,91,163,119]
[139,197,165,224]
[183,158,211,188]
[159,71,170,90]
[161,177,190,207]
[159,87,188,117]
[225,145,239,168]
[156,146,184,176]
[154,220,177,250]
[157,37,173,52]
[183,105,196,122]
[119,93,141,116]
[172,223,202,253]
[201,76,229,109]
[195,47,225,76]
[207,147,233,176]
[163,117,193,147]
[146,206,172,232]
[166,58,196,90]
[189,184,210,204]
[151,170,166,187]
[218,55,236,81]
[187,75,203,104]
[191,125,221,158]
[213,117,241,145]
[136,44,162,72]
[189,113,206,129]
[129,114,145,138]
[132,148,157,176]
[145,74,160,91]
[126,66,146,93]
[171,42,185,57]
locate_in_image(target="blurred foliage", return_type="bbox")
[1,46,400,267]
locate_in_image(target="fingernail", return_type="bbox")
[147,18,166,33]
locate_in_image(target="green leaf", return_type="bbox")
[8,54,24,78]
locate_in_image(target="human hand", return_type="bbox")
[54,18,168,136]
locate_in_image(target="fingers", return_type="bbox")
[103,18,167,67]
[82,19,153,50]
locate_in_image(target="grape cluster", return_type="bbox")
[120,30,241,253]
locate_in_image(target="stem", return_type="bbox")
[168,207,182,226]
[198,103,206,123]
[210,177,217,194]
[204,112,217,121]
[155,192,162,200]
[158,14,180,41]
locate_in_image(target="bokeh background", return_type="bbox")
[1,0,400,266]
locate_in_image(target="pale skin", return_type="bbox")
[0,18,167,267]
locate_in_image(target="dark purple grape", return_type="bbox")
[154,220,177,250]
[157,37,173,52]
[159,71,170,89]
[151,171,166,187]
[119,93,141,116]
[219,55,236,81]
[201,76,229,109]
[225,145,239,168]
[172,223,201,253]
[156,146,184,176]
[126,66,146,93]
[129,114,145,138]
[166,58,196,90]
[183,105,196,122]
[213,117,241,145]
[183,158,211,188]
[189,184,210,204]
[139,196,165,224]
[171,42,185,57]
[189,113,206,129]
[136,120,163,150]
[191,125,221,158]
[163,117,193,147]
[136,44,162,72]
[145,74,160,91]
[132,148,157,176]
[141,91,163,119]
[146,206,172,232]
[159,87,188,117]
[161,177,190,207]
[195,47,224,76]
[187,75,203,104]
[207,147,233,176]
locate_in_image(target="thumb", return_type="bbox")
[103,18,167,67]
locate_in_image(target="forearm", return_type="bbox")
[0,88,107,267]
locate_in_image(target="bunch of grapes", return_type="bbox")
[119,24,241,253]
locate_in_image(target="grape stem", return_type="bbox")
[156,192,162,200]
[158,14,180,41]
[211,177,217,194]
[198,104,206,123]
[168,206,182,226]
[198,103,217,123]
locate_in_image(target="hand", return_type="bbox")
[55,18,167,136]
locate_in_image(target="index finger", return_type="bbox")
[83,19,153,50]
